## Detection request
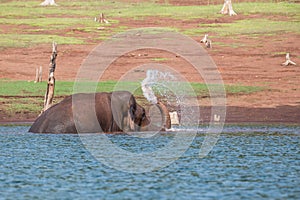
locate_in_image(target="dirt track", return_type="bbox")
[0,0,299,124]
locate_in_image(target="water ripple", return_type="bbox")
[0,125,299,199]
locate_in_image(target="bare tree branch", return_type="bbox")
[95,13,109,24]
[282,53,296,66]
[42,42,57,113]
[220,0,237,16]
[34,66,43,83]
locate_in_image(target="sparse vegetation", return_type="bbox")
[151,57,168,62]
[184,19,300,36]
[0,1,299,47]
[0,34,85,48]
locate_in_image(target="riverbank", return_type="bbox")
[1,105,299,126]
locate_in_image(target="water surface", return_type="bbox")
[0,125,299,199]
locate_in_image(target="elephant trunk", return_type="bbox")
[139,101,171,131]
[157,101,171,130]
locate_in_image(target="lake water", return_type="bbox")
[0,125,299,199]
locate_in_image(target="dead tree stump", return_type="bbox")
[39,66,43,82]
[34,66,43,83]
[282,53,296,66]
[220,0,237,16]
[40,0,57,6]
[95,13,109,24]
[200,34,212,48]
[42,42,57,113]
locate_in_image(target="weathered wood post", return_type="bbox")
[40,0,57,6]
[220,0,237,16]
[34,66,43,83]
[39,66,43,82]
[43,42,57,112]
[282,53,296,66]
[200,34,212,48]
[95,13,109,24]
[34,67,39,83]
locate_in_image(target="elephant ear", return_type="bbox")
[129,104,136,120]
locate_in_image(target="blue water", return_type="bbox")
[0,125,299,199]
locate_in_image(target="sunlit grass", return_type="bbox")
[151,57,169,61]
[235,2,300,17]
[1,1,299,47]
[0,34,85,48]
[2,1,298,19]
[0,17,97,29]
[0,79,264,117]
[1,97,43,115]
[184,19,300,36]
[0,79,263,97]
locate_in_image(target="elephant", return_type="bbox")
[29,91,171,134]
[29,91,142,133]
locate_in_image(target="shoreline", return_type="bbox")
[1,105,299,126]
[1,122,299,126]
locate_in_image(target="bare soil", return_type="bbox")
[0,0,299,124]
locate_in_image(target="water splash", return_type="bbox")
[141,69,201,130]
[141,70,157,104]
[141,69,177,104]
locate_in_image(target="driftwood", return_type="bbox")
[34,66,43,83]
[282,53,296,66]
[200,34,212,48]
[95,13,109,24]
[40,0,57,6]
[220,0,237,16]
[42,42,57,113]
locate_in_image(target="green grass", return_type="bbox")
[0,79,263,97]
[0,80,140,96]
[0,0,220,19]
[151,57,168,62]
[190,82,263,96]
[235,2,300,17]
[185,18,300,36]
[212,41,248,48]
[0,17,104,29]
[0,1,126,17]
[2,1,299,19]
[2,1,299,20]
[0,96,66,116]
[225,84,263,94]
[271,51,289,56]
[1,97,43,115]
[1,1,299,47]
[0,79,264,117]
[0,34,85,48]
